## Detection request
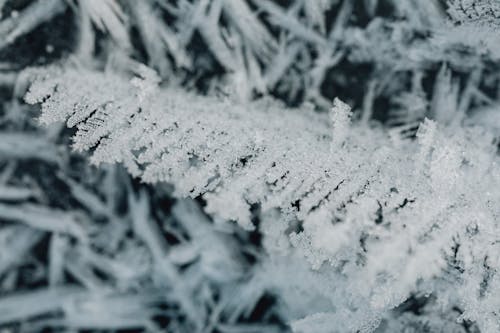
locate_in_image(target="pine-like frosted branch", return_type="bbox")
[25,65,500,331]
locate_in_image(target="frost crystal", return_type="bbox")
[2,0,500,331]
[26,66,500,332]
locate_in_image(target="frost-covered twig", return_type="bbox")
[0,0,66,49]
[0,203,88,240]
[25,65,500,332]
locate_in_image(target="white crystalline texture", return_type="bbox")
[447,0,500,26]
[4,0,500,331]
[25,67,500,332]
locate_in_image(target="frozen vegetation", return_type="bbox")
[0,0,499,332]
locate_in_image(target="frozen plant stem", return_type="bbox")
[24,65,500,331]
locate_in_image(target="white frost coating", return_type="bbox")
[331,97,352,147]
[3,0,500,331]
[0,0,66,49]
[25,66,500,332]
[78,0,130,49]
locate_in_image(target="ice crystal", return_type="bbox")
[1,0,500,332]
[25,65,500,332]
